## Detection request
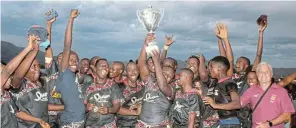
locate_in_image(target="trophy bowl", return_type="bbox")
[137,6,164,57]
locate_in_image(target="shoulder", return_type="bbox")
[271,83,289,94]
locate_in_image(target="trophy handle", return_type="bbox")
[158,8,165,27]
[136,10,145,29]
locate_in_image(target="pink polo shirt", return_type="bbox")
[241,83,295,128]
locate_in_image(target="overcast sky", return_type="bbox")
[1,1,296,68]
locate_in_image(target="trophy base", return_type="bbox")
[146,42,160,57]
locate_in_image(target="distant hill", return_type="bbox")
[1,41,295,78]
[1,41,47,65]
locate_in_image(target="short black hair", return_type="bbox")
[95,58,108,67]
[126,61,136,68]
[166,57,178,66]
[239,56,251,66]
[211,56,230,71]
[188,55,200,63]
[113,61,124,70]
[180,68,194,79]
[80,58,89,63]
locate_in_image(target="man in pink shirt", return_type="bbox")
[241,62,295,128]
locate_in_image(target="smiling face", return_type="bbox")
[256,64,272,84]
[96,59,109,79]
[79,59,90,74]
[68,52,79,73]
[25,59,40,82]
[187,57,199,74]
[109,62,123,78]
[126,62,139,83]
[248,71,259,87]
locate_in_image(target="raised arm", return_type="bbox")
[216,25,226,57]
[1,40,33,87]
[45,10,57,69]
[252,21,267,71]
[160,35,175,62]
[216,23,234,77]
[278,72,296,87]
[138,34,154,81]
[11,37,39,89]
[199,54,209,82]
[151,50,172,97]
[61,9,79,72]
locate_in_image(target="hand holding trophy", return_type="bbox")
[137,5,164,57]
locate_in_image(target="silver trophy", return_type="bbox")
[137,5,164,57]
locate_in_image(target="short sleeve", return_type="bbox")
[188,94,200,116]
[226,82,238,94]
[111,84,123,105]
[240,88,252,107]
[9,97,19,114]
[81,75,94,100]
[280,89,295,113]
[55,68,72,93]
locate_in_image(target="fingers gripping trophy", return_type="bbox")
[137,5,164,57]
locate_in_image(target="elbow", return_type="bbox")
[284,113,292,122]
[233,100,242,109]
[235,102,242,109]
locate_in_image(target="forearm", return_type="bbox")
[218,38,226,57]
[160,46,168,62]
[279,72,296,87]
[1,47,31,86]
[199,55,208,82]
[61,18,74,71]
[223,38,234,76]
[155,62,172,97]
[188,113,196,128]
[108,103,120,114]
[214,100,241,110]
[16,111,43,123]
[252,31,264,71]
[12,50,38,88]
[45,23,53,61]
[48,104,64,111]
[118,107,138,116]
[138,44,149,81]
[270,113,291,126]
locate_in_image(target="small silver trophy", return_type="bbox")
[137,5,164,57]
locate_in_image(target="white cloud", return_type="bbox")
[1,1,296,67]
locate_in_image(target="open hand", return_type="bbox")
[28,35,40,51]
[215,23,228,39]
[165,35,175,46]
[202,96,217,108]
[151,50,160,63]
[98,103,108,115]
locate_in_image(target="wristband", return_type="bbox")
[45,57,53,64]
[164,45,169,50]
[267,120,273,127]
